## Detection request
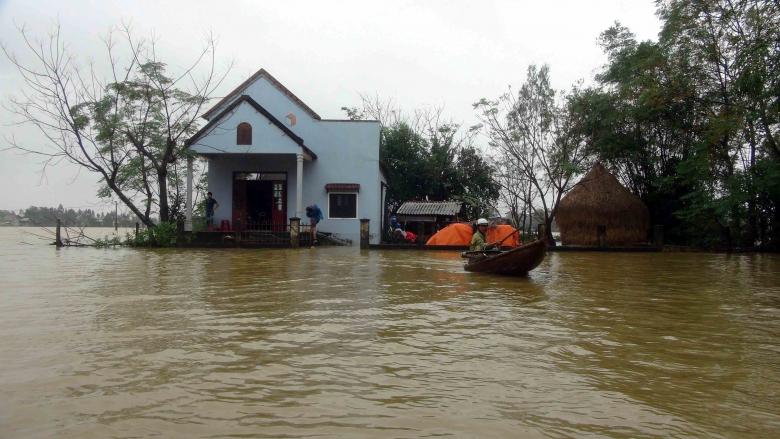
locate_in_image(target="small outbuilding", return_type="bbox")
[556,163,650,246]
[394,201,463,242]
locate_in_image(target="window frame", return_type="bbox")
[327,192,359,220]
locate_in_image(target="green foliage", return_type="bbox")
[569,2,780,249]
[379,122,499,218]
[87,59,207,225]
[127,221,179,247]
[93,235,124,248]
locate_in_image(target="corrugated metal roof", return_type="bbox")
[396,201,462,217]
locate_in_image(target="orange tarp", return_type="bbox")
[425,223,521,247]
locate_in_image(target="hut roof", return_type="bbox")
[556,163,649,232]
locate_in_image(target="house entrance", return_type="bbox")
[233,172,287,231]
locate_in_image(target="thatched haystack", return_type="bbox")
[556,163,650,246]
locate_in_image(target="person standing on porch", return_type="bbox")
[205,192,219,230]
[306,204,323,245]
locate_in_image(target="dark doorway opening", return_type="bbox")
[247,180,273,225]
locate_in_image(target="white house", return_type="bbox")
[184,69,384,244]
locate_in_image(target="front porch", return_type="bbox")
[184,152,313,234]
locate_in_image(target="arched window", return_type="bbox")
[237,122,252,145]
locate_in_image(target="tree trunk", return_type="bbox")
[745,158,758,249]
[107,180,155,228]
[544,216,556,247]
[158,168,169,223]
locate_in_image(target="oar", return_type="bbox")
[487,228,520,249]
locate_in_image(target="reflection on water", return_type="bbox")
[0,227,778,438]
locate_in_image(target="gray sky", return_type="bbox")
[0,0,661,213]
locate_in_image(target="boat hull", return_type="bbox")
[463,240,547,276]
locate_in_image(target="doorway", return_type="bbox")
[233,172,287,231]
[246,180,273,224]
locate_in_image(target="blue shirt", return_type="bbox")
[306,205,323,223]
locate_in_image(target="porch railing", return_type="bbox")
[232,221,315,246]
[200,219,326,246]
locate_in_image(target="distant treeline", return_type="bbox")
[0,205,139,227]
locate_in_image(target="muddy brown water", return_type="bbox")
[0,227,778,438]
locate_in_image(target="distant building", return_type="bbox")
[556,163,650,246]
[395,201,463,242]
[185,69,384,244]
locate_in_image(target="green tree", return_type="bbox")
[571,2,780,249]
[3,24,225,228]
[345,98,499,218]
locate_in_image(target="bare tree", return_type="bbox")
[2,23,229,226]
[475,65,588,245]
[492,155,536,234]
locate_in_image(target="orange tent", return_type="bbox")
[425,223,521,247]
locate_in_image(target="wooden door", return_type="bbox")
[271,181,287,231]
[232,179,247,231]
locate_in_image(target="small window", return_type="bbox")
[237,122,252,145]
[329,193,357,219]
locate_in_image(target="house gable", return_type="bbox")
[202,69,321,122]
[187,95,317,158]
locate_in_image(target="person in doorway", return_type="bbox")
[470,218,494,251]
[205,192,219,229]
[305,204,323,245]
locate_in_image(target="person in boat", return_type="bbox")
[470,218,496,251]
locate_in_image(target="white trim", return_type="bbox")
[185,156,193,231]
[296,153,304,218]
[327,191,359,219]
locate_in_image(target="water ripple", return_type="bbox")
[0,228,779,438]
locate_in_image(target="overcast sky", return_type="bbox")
[0,0,661,213]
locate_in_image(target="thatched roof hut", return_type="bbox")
[556,163,650,246]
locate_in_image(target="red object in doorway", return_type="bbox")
[220,220,231,231]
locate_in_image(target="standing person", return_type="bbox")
[205,192,219,230]
[470,218,493,251]
[305,204,323,245]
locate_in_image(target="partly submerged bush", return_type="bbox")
[128,221,179,247]
[93,235,123,247]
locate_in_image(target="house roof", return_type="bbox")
[396,201,462,217]
[186,95,317,159]
[203,68,322,121]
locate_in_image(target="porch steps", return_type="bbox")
[316,232,351,247]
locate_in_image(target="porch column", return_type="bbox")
[185,155,194,232]
[296,153,304,218]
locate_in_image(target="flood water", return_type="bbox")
[1,227,779,438]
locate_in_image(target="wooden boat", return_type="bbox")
[462,239,547,276]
